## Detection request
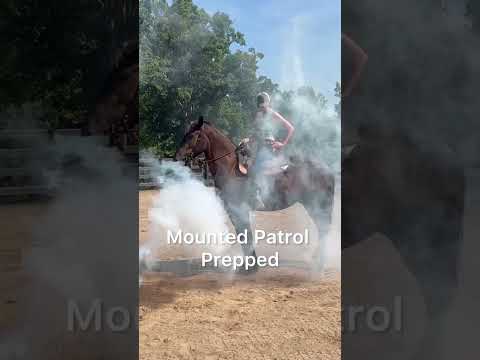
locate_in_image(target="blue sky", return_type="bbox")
[194,0,341,105]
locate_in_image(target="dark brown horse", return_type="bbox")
[175,116,336,269]
[342,132,465,358]
[341,1,468,356]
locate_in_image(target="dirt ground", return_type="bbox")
[139,190,341,360]
[0,201,46,331]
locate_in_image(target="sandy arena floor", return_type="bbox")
[139,190,341,360]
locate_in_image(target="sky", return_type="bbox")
[193,0,341,106]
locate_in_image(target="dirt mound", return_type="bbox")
[140,269,340,360]
[139,190,340,359]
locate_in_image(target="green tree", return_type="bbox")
[139,0,339,164]
[139,0,274,155]
[0,1,137,127]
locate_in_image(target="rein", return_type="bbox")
[196,148,238,180]
[185,131,239,180]
[205,148,237,164]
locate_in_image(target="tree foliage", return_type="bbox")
[140,0,257,155]
[467,0,480,33]
[0,1,137,127]
[140,0,338,158]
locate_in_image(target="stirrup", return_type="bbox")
[238,163,248,175]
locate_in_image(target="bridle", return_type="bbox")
[183,129,240,180]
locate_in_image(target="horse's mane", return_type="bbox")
[204,123,237,149]
[186,119,236,150]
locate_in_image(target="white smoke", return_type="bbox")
[139,152,239,280]
[3,124,138,359]
[277,14,341,270]
[325,183,341,270]
[139,7,341,273]
[281,16,307,90]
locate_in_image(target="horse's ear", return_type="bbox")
[198,116,204,127]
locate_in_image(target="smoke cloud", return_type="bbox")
[139,152,242,280]
[275,15,341,269]
[1,111,138,359]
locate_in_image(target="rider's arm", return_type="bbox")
[270,109,294,146]
[342,33,368,98]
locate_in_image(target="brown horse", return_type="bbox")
[342,132,465,359]
[175,116,336,270]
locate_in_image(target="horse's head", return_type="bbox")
[174,116,210,161]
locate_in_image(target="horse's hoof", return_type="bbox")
[139,258,148,274]
[236,264,259,275]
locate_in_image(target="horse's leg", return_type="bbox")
[220,178,258,272]
[302,178,335,272]
[224,200,258,274]
[393,212,462,359]
[224,200,256,256]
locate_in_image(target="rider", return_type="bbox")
[242,92,295,209]
[341,33,368,151]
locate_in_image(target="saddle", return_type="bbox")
[235,141,250,176]
[237,160,249,176]
[236,160,289,177]
[236,145,289,177]
[236,141,290,176]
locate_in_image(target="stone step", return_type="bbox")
[0,128,81,136]
[139,182,158,190]
[0,148,34,156]
[0,128,142,203]
[139,167,151,175]
[146,258,313,276]
[2,157,30,168]
[0,129,81,149]
[0,178,42,189]
[139,174,154,181]
[139,159,157,167]
[0,131,87,168]
[0,168,32,177]
[0,248,22,272]
[0,186,54,197]
[0,138,37,149]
